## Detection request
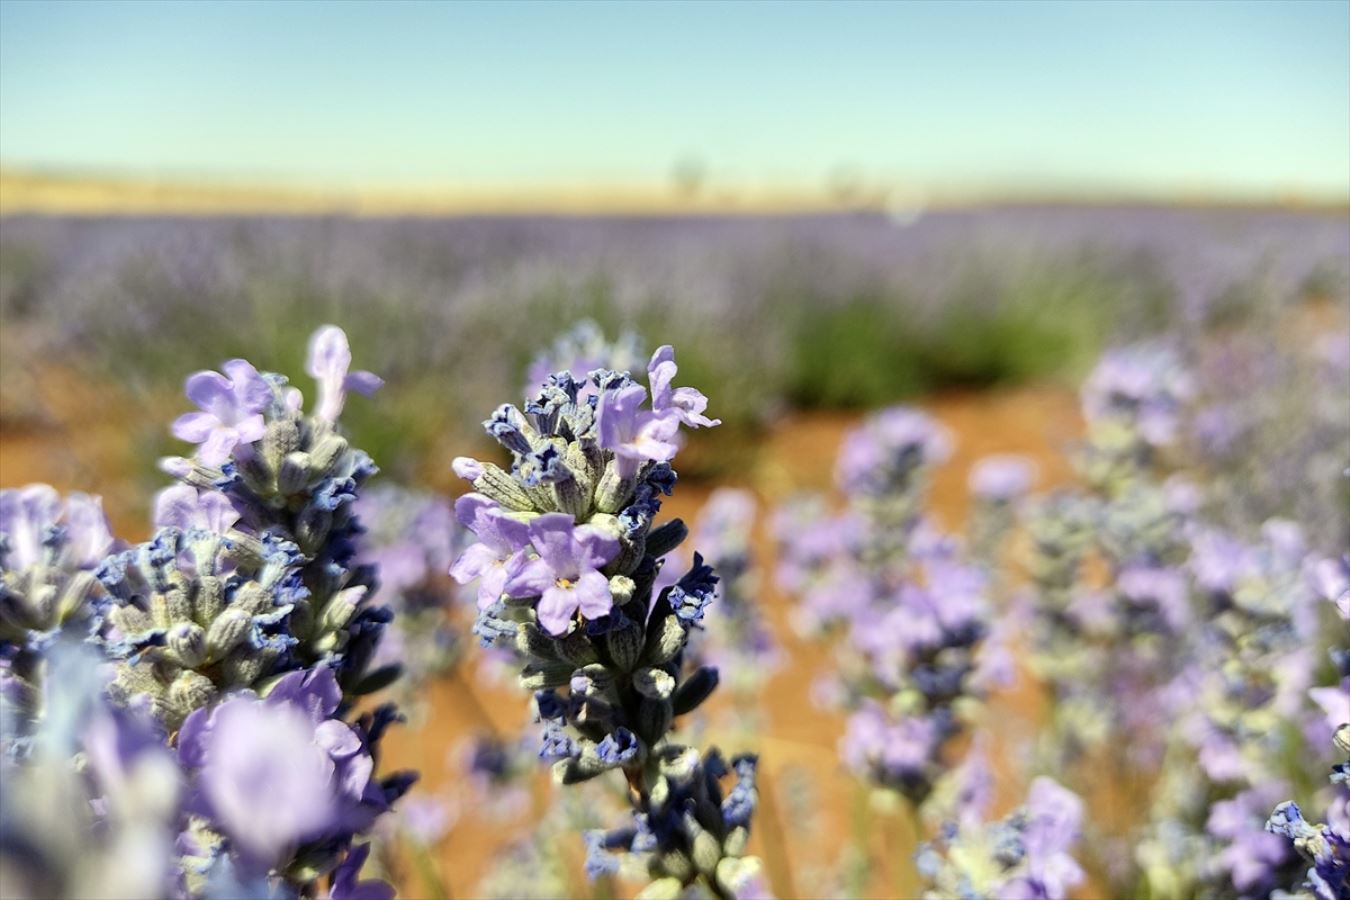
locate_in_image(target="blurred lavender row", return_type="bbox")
[2,208,1346,445]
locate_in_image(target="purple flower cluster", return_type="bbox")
[917,772,1087,900]
[1263,557,1350,900]
[0,485,119,716]
[0,326,414,899]
[354,484,466,700]
[775,407,999,805]
[450,341,766,895]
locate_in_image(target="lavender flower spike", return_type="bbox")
[504,513,619,635]
[171,359,272,466]
[308,324,384,423]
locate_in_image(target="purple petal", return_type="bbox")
[503,557,555,599]
[647,345,677,410]
[671,386,720,427]
[344,371,384,396]
[528,513,582,578]
[485,511,531,555]
[153,485,200,529]
[198,491,240,533]
[266,667,341,723]
[315,719,363,759]
[596,383,647,451]
[197,427,238,467]
[222,359,272,412]
[573,570,614,621]
[479,563,512,610]
[306,326,352,381]
[536,584,580,635]
[449,542,497,584]
[177,706,213,768]
[573,525,619,571]
[172,411,218,443]
[454,493,496,530]
[184,371,233,413]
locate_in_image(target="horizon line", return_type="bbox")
[2,164,1347,218]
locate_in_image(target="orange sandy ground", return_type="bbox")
[1,369,1112,899]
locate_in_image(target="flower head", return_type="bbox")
[647,345,720,429]
[504,513,619,634]
[307,325,383,423]
[449,494,530,610]
[171,359,272,466]
[178,667,384,870]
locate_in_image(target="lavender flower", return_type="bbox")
[502,513,619,635]
[453,343,766,896]
[1262,557,1350,900]
[775,406,992,806]
[968,455,1038,504]
[0,642,181,899]
[152,484,239,533]
[917,775,1086,900]
[123,325,395,721]
[177,667,400,877]
[524,319,645,400]
[0,486,118,725]
[307,324,384,424]
[450,493,531,610]
[171,358,272,466]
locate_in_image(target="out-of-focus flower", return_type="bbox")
[177,667,389,871]
[968,454,1037,503]
[152,484,239,533]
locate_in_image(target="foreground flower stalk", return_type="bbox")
[0,325,413,899]
[452,346,770,898]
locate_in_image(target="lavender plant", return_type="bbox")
[0,485,118,733]
[450,345,770,898]
[1022,344,1198,771]
[1263,557,1350,900]
[775,408,1000,807]
[354,484,466,704]
[0,325,415,899]
[916,764,1087,900]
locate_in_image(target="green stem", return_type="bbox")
[846,782,872,898]
[755,766,798,899]
[902,799,926,897]
[410,840,450,900]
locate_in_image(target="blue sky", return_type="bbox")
[2,0,1347,200]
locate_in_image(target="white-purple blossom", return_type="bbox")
[596,381,683,477]
[449,493,530,611]
[647,344,720,429]
[177,667,385,870]
[152,484,239,533]
[503,513,619,635]
[0,484,114,572]
[307,324,384,424]
[171,359,272,466]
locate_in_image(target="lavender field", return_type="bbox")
[1,204,1348,900]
